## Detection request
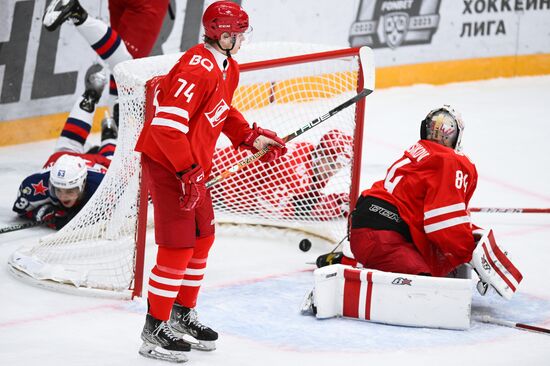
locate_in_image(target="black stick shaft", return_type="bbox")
[0,221,40,234]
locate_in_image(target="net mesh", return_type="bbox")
[8,43,363,294]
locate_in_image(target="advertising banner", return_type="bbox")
[0,0,549,144]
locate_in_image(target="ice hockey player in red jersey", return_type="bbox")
[211,129,353,220]
[13,65,117,230]
[134,2,287,362]
[318,105,478,277]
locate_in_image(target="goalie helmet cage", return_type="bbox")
[7,43,366,299]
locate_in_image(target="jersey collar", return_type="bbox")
[204,43,229,73]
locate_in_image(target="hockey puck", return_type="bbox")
[299,239,312,252]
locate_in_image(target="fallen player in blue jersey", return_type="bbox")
[12,64,118,230]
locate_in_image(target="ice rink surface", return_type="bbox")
[1,76,549,365]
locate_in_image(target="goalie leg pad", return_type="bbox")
[311,264,472,330]
[470,229,523,300]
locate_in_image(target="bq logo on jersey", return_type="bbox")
[349,0,441,49]
[205,99,230,128]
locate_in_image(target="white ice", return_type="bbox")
[1,76,549,365]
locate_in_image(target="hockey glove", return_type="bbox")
[241,123,287,163]
[469,228,523,300]
[33,204,69,230]
[33,204,55,224]
[177,165,206,211]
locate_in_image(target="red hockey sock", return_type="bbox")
[147,246,193,321]
[175,235,215,309]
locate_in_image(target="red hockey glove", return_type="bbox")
[241,123,287,163]
[177,165,206,211]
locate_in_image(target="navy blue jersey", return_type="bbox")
[13,165,106,229]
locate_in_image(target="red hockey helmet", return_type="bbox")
[202,1,249,40]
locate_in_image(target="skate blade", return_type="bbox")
[139,342,188,363]
[191,340,216,352]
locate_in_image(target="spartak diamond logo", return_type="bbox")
[205,99,230,128]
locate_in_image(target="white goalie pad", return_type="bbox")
[310,264,472,330]
[470,229,523,300]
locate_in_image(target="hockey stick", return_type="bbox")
[470,207,550,214]
[205,46,375,189]
[475,315,550,335]
[0,220,41,234]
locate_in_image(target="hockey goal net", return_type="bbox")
[8,43,367,299]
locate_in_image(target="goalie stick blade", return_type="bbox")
[358,46,375,94]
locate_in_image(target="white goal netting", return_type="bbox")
[8,43,365,298]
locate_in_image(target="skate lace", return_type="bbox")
[183,308,207,331]
[154,321,180,341]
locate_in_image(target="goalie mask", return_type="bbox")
[420,105,464,150]
[49,155,88,196]
[202,1,249,41]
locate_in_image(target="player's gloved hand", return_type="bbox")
[177,164,206,211]
[33,204,56,224]
[48,209,70,230]
[33,204,69,230]
[241,123,287,163]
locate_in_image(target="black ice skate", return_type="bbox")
[79,64,107,113]
[43,0,88,31]
[101,113,118,141]
[139,313,191,363]
[170,303,218,351]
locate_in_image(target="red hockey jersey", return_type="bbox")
[212,142,348,219]
[363,140,478,276]
[135,44,252,174]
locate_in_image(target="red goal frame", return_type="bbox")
[132,47,367,298]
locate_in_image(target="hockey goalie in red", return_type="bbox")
[318,105,522,295]
[134,1,287,362]
[211,129,353,220]
[349,105,478,277]
[306,106,523,328]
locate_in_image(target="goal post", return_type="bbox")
[7,43,369,299]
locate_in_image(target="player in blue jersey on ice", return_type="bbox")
[12,65,118,230]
